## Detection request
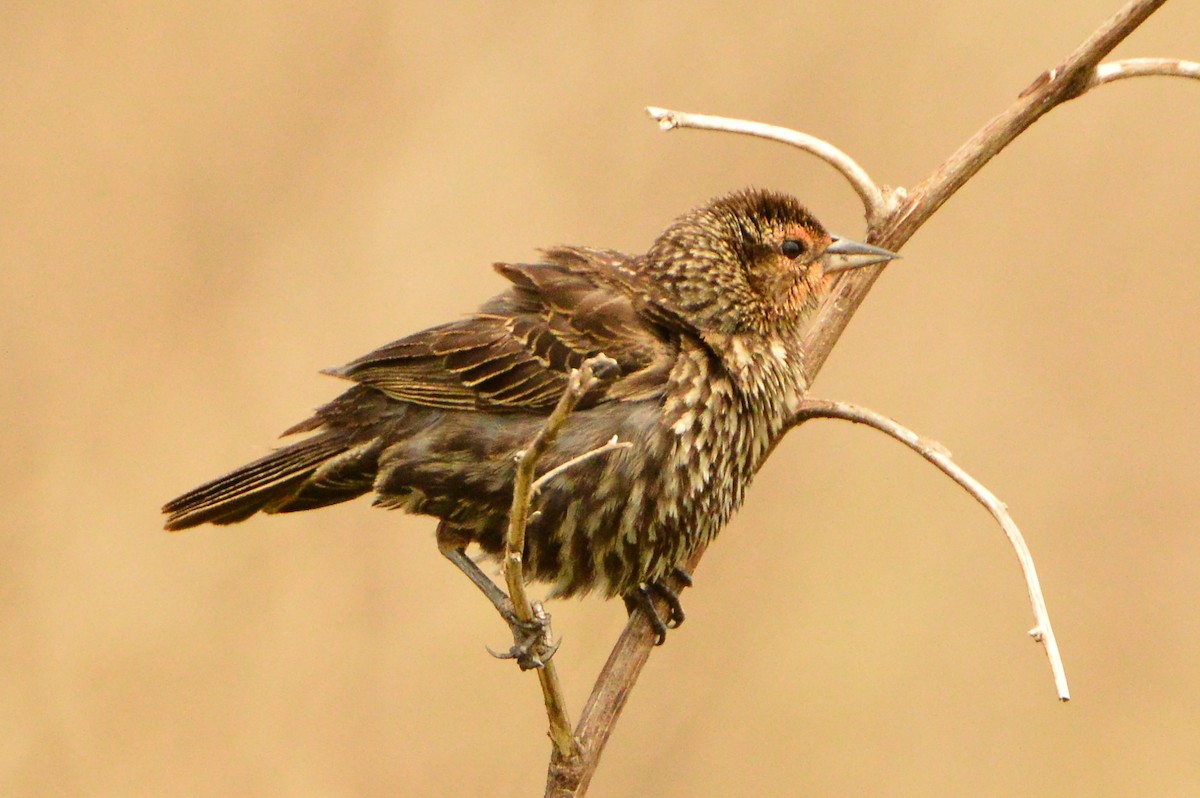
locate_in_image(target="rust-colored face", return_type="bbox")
[645,188,840,335]
[753,218,837,302]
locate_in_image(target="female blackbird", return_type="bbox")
[163,188,897,646]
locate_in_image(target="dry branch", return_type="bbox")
[644,106,897,227]
[539,1,1193,794]
[505,354,620,760]
[1091,57,1200,86]
[789,399,1070,701]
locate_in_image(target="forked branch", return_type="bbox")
[542,0,1193,794]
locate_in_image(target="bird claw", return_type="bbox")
[488,602,560,671]
[645,581,686,629]
[625,569,692,645]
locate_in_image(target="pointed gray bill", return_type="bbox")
[823,236,901,274]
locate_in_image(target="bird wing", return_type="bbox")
[322,248,677,414]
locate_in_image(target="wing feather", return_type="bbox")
[324,249,681,414]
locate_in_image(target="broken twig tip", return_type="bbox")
[645,106,679,130]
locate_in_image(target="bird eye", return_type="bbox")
[780,239,806,259]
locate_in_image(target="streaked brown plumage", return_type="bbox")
[163,189,896,638]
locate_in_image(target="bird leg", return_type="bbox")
[623,567,693,645]
[436,522,558,670]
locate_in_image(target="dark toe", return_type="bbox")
[625,585,670,645]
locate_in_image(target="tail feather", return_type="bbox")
[163,434,362,530]
[168,472,316,528]
[270,438,385,513]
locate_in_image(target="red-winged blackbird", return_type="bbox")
[163,189,896,650]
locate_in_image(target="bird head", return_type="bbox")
[644,189,897,337]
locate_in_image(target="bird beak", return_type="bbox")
[823,236,900,274]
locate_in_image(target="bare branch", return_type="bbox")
[507,354,619,761]
[789,399,1071,702]
[802,0,1171,381]
[545,565,693,798]
[1091,57,1200,86]
[645,106,896,227]
[543,1,1184,793]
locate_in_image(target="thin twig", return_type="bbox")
[1091,57,1200,86]
[530,436,632,497]
[547,1,1179,794]
[507,354,618,760]
[789,399,1070,701]
[645,106,894,227]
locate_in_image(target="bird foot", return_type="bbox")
[487,600,560,671]
[624,568,692,645]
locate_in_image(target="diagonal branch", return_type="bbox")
[801,0,1172,381]
[788,399,1070,701]
[543,1,1186,795]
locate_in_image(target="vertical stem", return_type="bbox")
[507,356,618,761]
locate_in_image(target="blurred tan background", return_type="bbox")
[3,2,1199,796]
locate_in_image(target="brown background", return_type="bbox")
[3,2,1199,796]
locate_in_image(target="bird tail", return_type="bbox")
[162,432,380,531]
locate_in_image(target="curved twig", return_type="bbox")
[1091,57,1200,86]
[789,399,1070,701]
[645,106,894,228]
